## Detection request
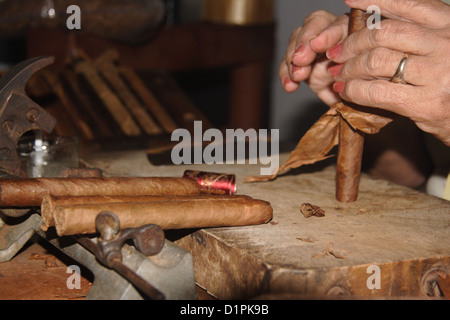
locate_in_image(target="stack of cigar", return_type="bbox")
[0,171,272,236]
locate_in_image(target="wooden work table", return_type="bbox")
[82,149,450,299]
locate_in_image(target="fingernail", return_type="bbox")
[307,35,318,46]
[284,76,291,87]
[294,44,306,56]
[327,43,343,60]
[283,76,298,91]
[309,35,321,49]
[333,81,346,94]
[328,64,343,78]
[292,65,303,75]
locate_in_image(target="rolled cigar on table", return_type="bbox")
[41,194,185,228]
[0,177,201,207]
[50,195,273,236]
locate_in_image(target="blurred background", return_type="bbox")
[0,0,349,145]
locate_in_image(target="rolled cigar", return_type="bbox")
[348,8,370,32]
[0,177,201,207]
[41,194,185,228]
[51,195,273,236]
[335,9,370,203]
[336,115,365,202]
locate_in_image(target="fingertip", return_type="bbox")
[293,44,307,57]
[310,16,348,54]
[292,41,317,66]
[344,0,359,8]
[328,64,343,78]
[291,65,312,82]
[307,35,318,46]
[283,76,300,93]
[326,43,343,61]
[332,81,346,94]
[279,59,291,81]
[292,50,315,67]
[309,33,327,53]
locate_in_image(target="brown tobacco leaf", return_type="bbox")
[244,107,340,182]
[336,102,394,135]
[300,203,326,218]
[244,101,394,183]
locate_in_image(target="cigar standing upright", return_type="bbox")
[335,9,370,203]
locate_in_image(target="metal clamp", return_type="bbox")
[76,211,167,300]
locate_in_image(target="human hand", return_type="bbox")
[330,0,450,146]
[279,10,349,106]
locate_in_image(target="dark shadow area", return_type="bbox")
[283,101,329,143]
[173,68,230,130]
